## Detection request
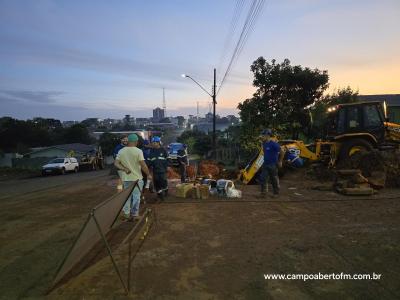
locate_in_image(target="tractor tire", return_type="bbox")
[339,138,373,162]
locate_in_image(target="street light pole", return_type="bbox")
[212,68,216,159]
[182,69,217,159]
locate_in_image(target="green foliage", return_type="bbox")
[0,117,53,152]
[177,130,212,156]
[238,57,329,150]
[63,124,94,144]
[0,117,96,153]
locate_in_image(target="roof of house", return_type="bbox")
[358,94,400,106]
[28,143,96,155]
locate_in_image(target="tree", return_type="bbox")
[238,58,329,149]
[177,130,212,156]
[63,124,93,144]
[0,117,52,152]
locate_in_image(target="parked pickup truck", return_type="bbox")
[42,157,79,175]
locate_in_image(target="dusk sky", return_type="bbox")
[0,0,399,121]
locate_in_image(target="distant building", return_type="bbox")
[147,123,177,130]
[123,115,135,126]
[205,112,213,122]
[170,116,187,128]
[62,121,79,127]
[153,107,165,122]
[81,118,100,128]
[358,94,400,123]
[92,130,152,141]
[136,118,151,127]
[100,118,121,128]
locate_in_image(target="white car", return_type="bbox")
[42,157,79,175]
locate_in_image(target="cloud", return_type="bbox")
[0,35,190,85]
[0,90,63,104]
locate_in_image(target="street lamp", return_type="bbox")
[182,69,217,159]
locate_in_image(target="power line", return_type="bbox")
[236,0,265,60]
[217,0,266,95]
[219,0,264,94]
[217,0,245,77]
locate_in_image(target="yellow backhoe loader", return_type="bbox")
[240,101,400,184]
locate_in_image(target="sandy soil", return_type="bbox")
[0,170,399,299]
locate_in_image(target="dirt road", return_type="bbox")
[0,170,109,200]
[0,170,399,299]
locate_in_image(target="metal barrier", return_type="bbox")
[51,181,155,294]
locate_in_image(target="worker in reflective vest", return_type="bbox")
[148,136,169,199]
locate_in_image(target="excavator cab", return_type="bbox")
[324,101,394,160]
[326,102,386,144]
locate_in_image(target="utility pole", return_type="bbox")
[182,69,217,158]
[196,101,199,127]
[162,87,166,117]
[212,68,217,159]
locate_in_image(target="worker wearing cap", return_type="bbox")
[260,129,284,197]
[177,144,188,183]
[148,136,169,199]
[114,133,151,220]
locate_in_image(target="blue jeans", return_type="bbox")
[122,180,144,217]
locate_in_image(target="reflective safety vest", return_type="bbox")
[149,147,169,173]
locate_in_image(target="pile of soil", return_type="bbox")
[219,169,240,180]
[339,150,400,188]
[199,160,220,178]
[186,165,196,179]
[382,150,400,187]
[167,167,180,179]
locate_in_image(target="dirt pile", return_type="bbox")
[341,150,400,188]
[167,167,180,179]
[382,150,400,187]
[186,165,196,179]
[199,160,220,178]
[219,169,240,180]
[334,169,375,195]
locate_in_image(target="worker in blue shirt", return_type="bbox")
[260,129,284,197]
[113,135,128,158]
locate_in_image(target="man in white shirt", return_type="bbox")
[114,133,151,220]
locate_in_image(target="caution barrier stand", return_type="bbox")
[50,180,156,295]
